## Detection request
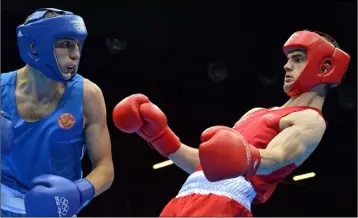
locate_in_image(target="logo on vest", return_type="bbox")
[58,113,75,129]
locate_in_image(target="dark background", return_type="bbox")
[2,0,357,216]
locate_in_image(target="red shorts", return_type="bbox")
[160,193,253,217]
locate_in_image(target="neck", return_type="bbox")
[282,85,327,111]
[18,65,65,98]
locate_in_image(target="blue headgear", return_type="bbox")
[16,8,88,83]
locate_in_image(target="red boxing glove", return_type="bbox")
[112,94,180,157]
[199,126,261,182]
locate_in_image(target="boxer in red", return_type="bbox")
[112,30,350,216]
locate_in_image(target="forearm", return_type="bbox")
[256,148,286,175]
[168,143,200,174]
[85,161,114,197]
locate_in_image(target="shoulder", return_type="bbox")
[83,78,106,111]
[83,78,101,91]
[83,79,107,124]
[238,107,266,121]
[83,78,104,102]
[242,107,265,117]
[289,109,326,126]
[284,109,327,137]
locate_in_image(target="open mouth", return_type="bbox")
[65,65,76,74]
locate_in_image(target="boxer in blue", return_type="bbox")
[1,8,114,217]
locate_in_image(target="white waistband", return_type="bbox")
[176,171,256,211]
[1,183,26,214]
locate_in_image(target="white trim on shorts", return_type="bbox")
[176,171,257,211]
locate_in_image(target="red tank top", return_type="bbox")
[196,106,325,204]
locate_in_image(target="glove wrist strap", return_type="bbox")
[75,179,95,208]
[245,145,261,180]
[151,127,181,157]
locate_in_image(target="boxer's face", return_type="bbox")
[54,38,81,80]
[283,49,307,92]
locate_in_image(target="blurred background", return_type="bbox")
[2,0,357,216]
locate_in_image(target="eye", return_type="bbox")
[64,41,71,47]
[56,40,79,49]
[293,56,305,63]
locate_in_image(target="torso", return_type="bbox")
[1,70,87,193]
[232,106,324,203]
[179,106,325,208]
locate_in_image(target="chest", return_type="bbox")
[233,111,292,149]
[15,89,87,126]
[15,89,64,122]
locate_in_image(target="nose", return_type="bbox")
[284,61,292,72]
[69,46,81,60]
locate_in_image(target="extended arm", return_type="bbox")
[168,143,199,174]
[169,107,264,174]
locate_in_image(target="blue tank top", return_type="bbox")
[1,70,86,194]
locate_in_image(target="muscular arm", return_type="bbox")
[83,79,114,197]
[168,143,199,174]
[256,109,326,175]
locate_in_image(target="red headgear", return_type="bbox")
[282,30,350,96]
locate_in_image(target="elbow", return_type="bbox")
[106,165,115,189]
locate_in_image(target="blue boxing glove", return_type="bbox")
[25,174,95,217]
[1,111,14,154]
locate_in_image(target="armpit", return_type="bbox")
[282,109,327,129]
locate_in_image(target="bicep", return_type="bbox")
[85,121,112,166]
[267,123,325,166]
[84,82,113,167]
